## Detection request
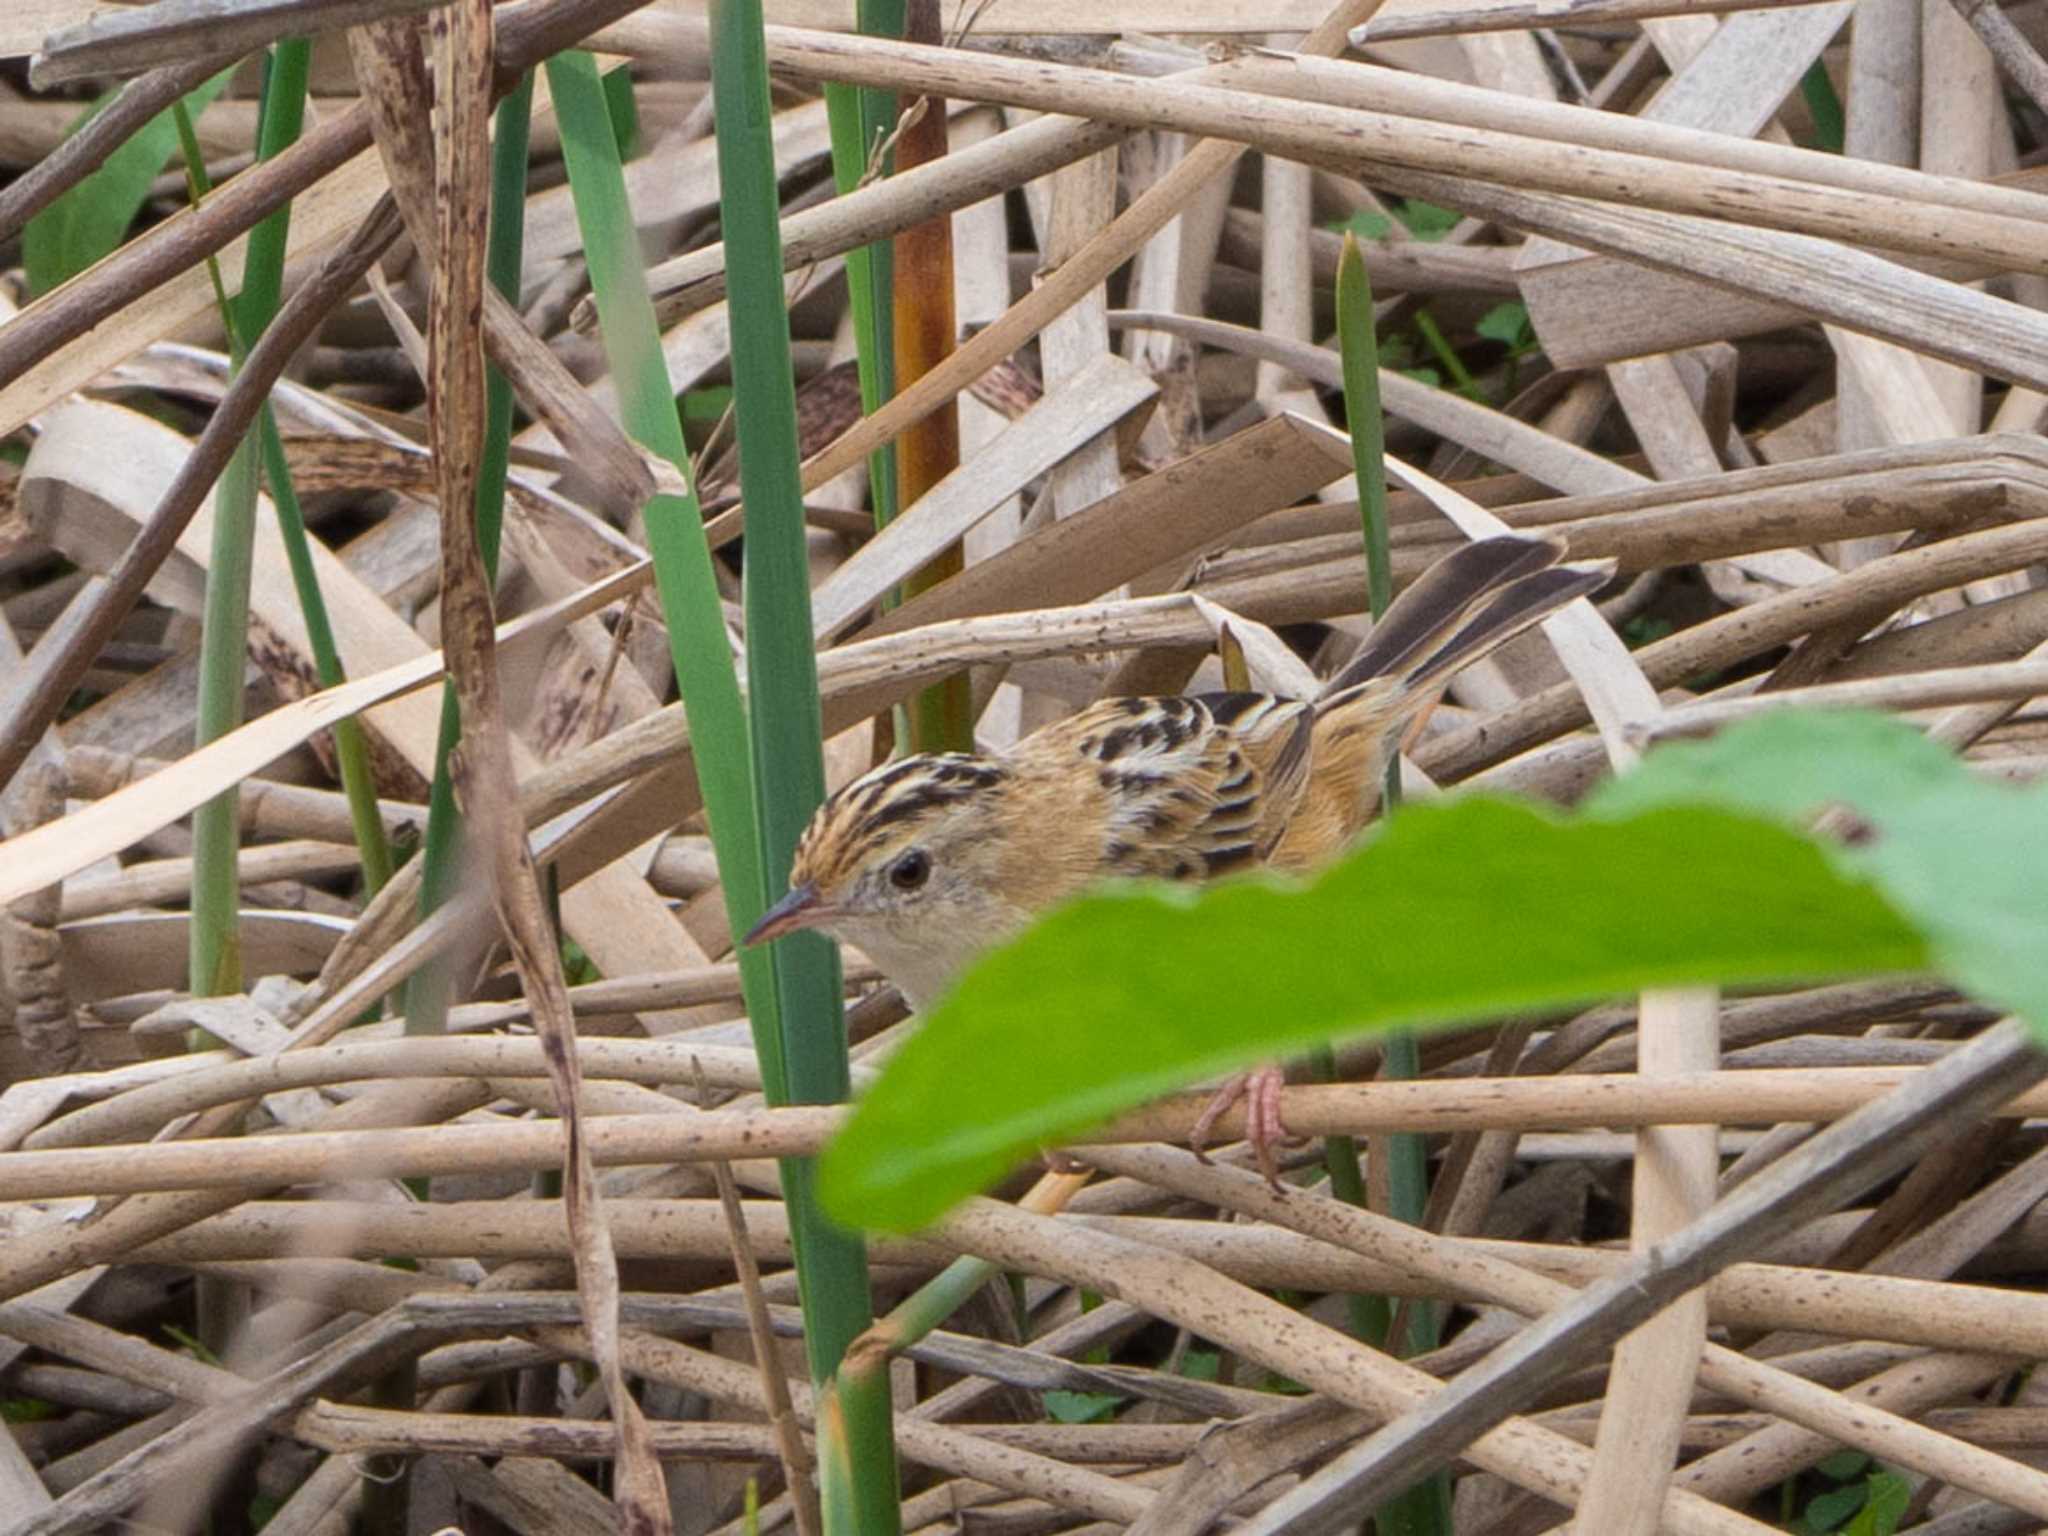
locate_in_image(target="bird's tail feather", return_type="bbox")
[1320,535,1608,709]
[1395,562,1611,698]
[1322,534,1564,698]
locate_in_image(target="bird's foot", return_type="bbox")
[1188,1064,1304,1191]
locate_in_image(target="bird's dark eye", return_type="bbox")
[888,850,932,892]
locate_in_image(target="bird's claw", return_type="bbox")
[1188,1065,1303,1192]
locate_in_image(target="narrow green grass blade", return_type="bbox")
[176,48,317,1516]
[1412,306,1483,401]
[1338,230,1428,1243]
[188,434,258,998]
[702,5,902,1526]
[256,410,393,895]
[168,99,234,320]
[188,42,312,1002]
[601,60,641,158]
[823,2,905,760]
[705,9,844,1105]
[1337,230,1421,1232]
[1334,233,1450,1534]
[172,48,393,913]
[232,39,308,334]
[1337,234,1391,624]
[403,71,533,1037]
[543,50,779,1074]
[474,77,529,651]
[554,42,897,1526]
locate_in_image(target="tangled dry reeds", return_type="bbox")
[5,1,2048,1532]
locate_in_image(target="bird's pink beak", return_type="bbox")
[744,882,829,946]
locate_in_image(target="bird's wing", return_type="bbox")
[1022,694,1313,881]
[1197,691,1315,858]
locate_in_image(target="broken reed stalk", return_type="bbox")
[426,2,669,1522]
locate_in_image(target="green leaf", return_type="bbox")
[1800,1479,1867,1534]
[1798,58,1846,154]
[1044,1389,1124,1423]
[1334,209,1394,240]
[1394,198,1462,240]
[1842,1472,1910,1536]
[1589,710,2048,1037]
[821,769,1928,1232]
[822,711,2048,1233]
[1475,300,1534,352]
[25,69,233,296]
[1621,614,1673,649]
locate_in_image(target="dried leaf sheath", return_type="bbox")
[888,0,966,745]
[423,0,666,1527]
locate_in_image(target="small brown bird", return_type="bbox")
[746,534,1609,1179]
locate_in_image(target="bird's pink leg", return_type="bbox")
[1188,1064,1302,1190]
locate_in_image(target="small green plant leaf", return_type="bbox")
[1334,209,1394,240]
[1475,300,1536,353]
[1621,614,1673,649]
[1044,1389,1124,1423]
[1179,1350,1222,1381]
[1842,1471,1910,1536]
[1798,58,1846,154]
[1394,198,1462,240]
[1800,1479,1868,1534]
[821,721,1941,1230]
[25,69,233,296]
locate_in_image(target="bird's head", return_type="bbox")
[742,753,1036,1009]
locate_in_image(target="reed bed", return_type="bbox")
[3,0,2048,1532]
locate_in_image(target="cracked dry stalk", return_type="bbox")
[2,758,80,1074]
[421,0,667,1528]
